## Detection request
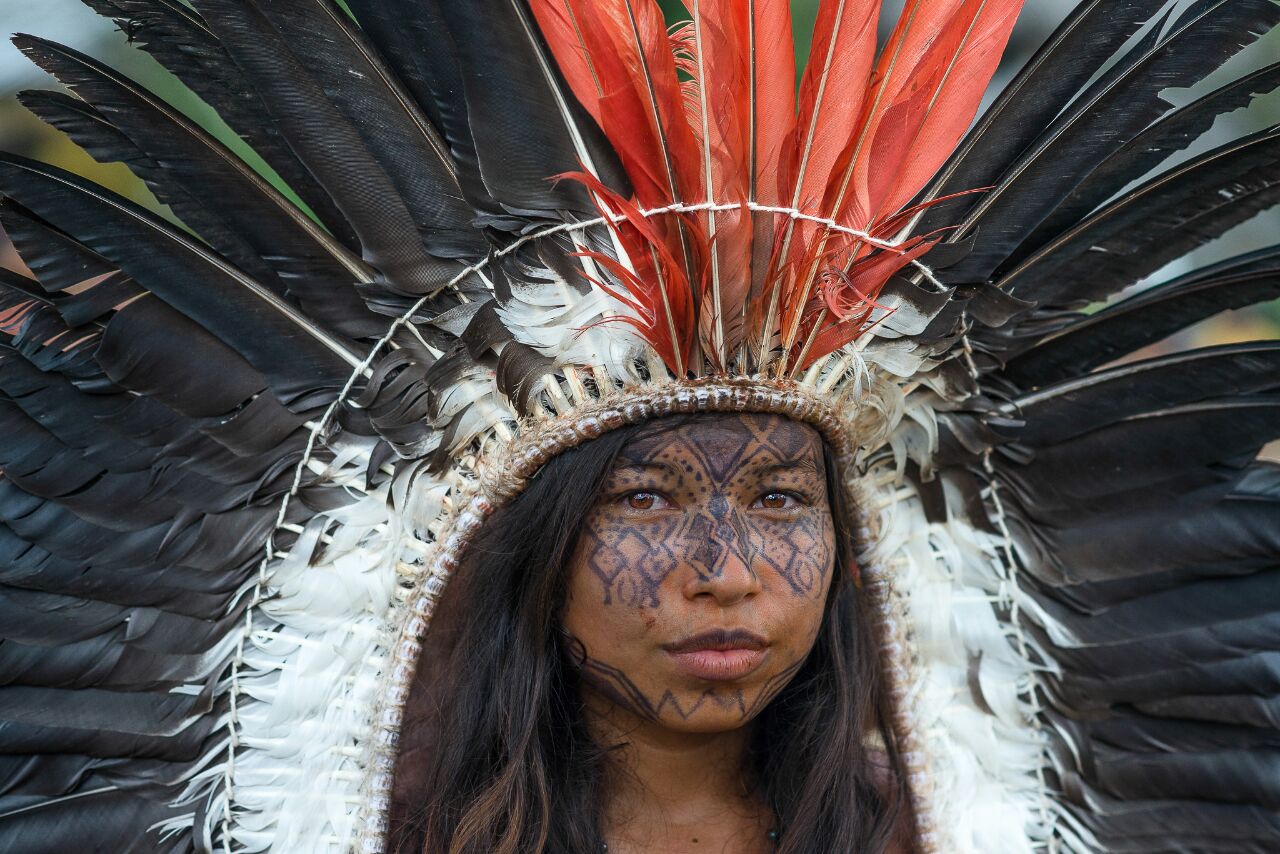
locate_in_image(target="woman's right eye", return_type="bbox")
[624,491,669,510]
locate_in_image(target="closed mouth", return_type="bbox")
[662,628,769,654]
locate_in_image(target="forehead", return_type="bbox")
[619,413,824,475]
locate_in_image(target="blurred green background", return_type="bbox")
[2,0,1278,356]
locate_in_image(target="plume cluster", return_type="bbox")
[532,0,1023,376]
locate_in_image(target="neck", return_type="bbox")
[583,689,770,849]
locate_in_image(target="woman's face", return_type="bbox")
[562,413,837,734]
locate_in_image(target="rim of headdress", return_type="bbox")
[351,376,930,853]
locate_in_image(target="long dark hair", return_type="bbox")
[388,415,906,853]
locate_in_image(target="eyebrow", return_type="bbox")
[752,458,821,478]
[614,460,682,477]
[617,457,822,480]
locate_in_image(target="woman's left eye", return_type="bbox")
[755,492,797,510]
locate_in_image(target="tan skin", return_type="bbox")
[561,414,836,853]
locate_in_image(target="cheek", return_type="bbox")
[561,520,672,655]
[569,515,684,608]
[752,511,836,599]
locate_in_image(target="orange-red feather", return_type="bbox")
[531,0,1023,374]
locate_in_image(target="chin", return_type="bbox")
[659,710,756,734]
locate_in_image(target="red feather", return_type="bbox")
[562,169,697,374]
[529,1,606,125]
[853,0,1023,224]
[750,0,797,208]
[767,0,879,365]
[784,0,879,213]
[532,0,1022,375]
[793,236,936,372]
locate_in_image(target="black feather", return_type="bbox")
[431,0,629,217]
[249,0,485,254]
[0,204,146,331]
[1012,60,1280,264]
[13,37,386,338]
[0,201,117,293]
[945,0,1280,283]
[999,342,1280,447]
[1010,483,1280,590]
[342,0,496,213]
[0,154,358,405]
[1000,398,1280,507]
[998,127,1280,307]
[15,80,277,290]
[496,341,554,417]
[191,0,474,294]
[998,247,1280,388]
[78,0,360,250]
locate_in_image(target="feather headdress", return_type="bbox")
[1,0,1279,852]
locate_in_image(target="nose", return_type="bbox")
[682,502,762,605]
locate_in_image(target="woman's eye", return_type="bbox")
[624,492,668,510]
[756,492,796,510]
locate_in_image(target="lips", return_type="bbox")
[663,628,769,681]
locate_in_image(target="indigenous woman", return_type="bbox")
[390,414,910,852]
[1,1,1278,853]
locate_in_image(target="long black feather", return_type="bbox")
[0,201,116,292]
[0,712,220,759]
[998,342,1280,447]
[342,0,496,213]
[998,126,1280,306]
[1011,60,1280,263]
[944,0,1280,283]
[1000,398,1280,507]
[997,246,1280,387]
[16,85,283,290]
[78,0,360,250]
[248,0,485,254]
[191,0,474,295]
[0,154,358,405]
[13,36,386,338]
[431,0,629,218]
[1008,482,1280,589]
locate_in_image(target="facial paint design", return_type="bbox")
[576,653,805,724]
[561,414,837,730]
[579,413,832,607]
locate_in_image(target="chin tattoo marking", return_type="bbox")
[577,650,806,724]
[580,415,835,606]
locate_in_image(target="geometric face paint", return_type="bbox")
[561,413,836,732]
